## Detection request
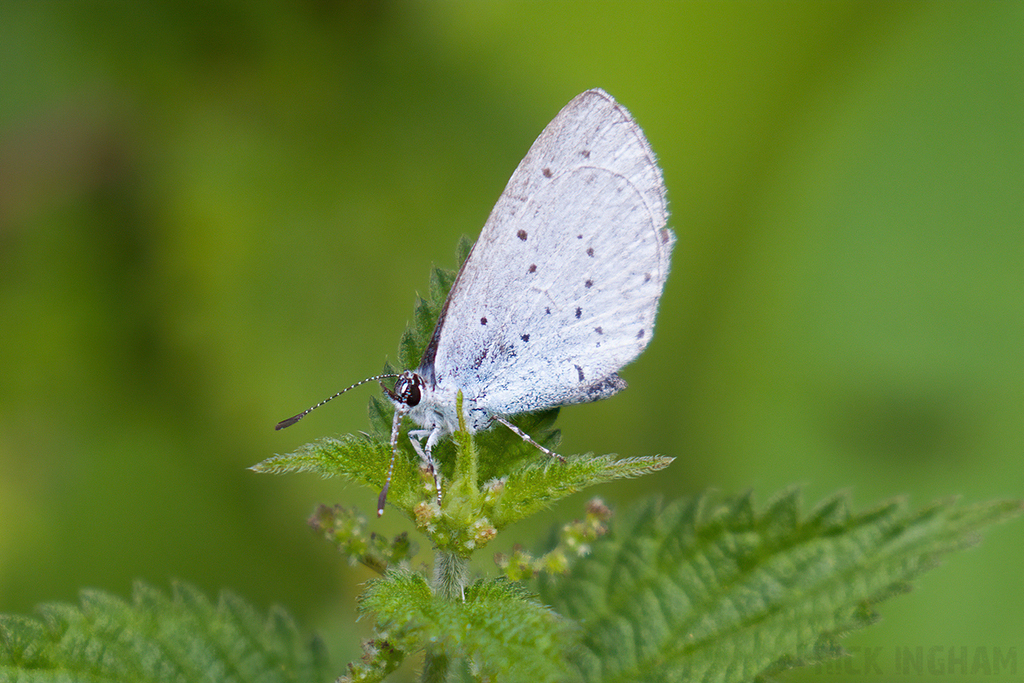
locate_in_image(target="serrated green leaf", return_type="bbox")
[454,234,473,267]
[396,240,467,372]
[367,394,394,442]
[251,433,387,483]
[0,581,329,683]
[488,455,674,529]
[536,491,1023,683]
[360,569,575,683]
[473,408,562,480]
[251,434,437,516]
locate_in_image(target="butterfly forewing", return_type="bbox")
[430,89,673,416]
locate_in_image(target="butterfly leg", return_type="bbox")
[409,428,444,508]
[495,417,566,463]
[378,405,407,516]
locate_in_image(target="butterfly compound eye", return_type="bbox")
[394,373,422,407]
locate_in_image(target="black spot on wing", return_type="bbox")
[528,264,537,273]
[575,307,582,319]
[521,334,530,342]
[636,329,645,339]
[575,364,585,381]
[585,279,593,288]
[480,317,488,325]
[581,149,590,158]
[586,247,594,257]
[542,167,553,178]
[595,326,603,334]
[517,229,527,241]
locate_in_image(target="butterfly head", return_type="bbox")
[383,370,424,409]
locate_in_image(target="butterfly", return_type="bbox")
[278,89,673,516]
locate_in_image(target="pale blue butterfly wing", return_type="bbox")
[422,89,673,425]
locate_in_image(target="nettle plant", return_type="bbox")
[1,241,1020,683]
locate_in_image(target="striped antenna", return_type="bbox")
[275,374,401,430]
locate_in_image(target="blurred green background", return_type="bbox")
[1,2,1020,681]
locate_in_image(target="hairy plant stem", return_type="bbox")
[420,652,450,683]
[420,548,470,682]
